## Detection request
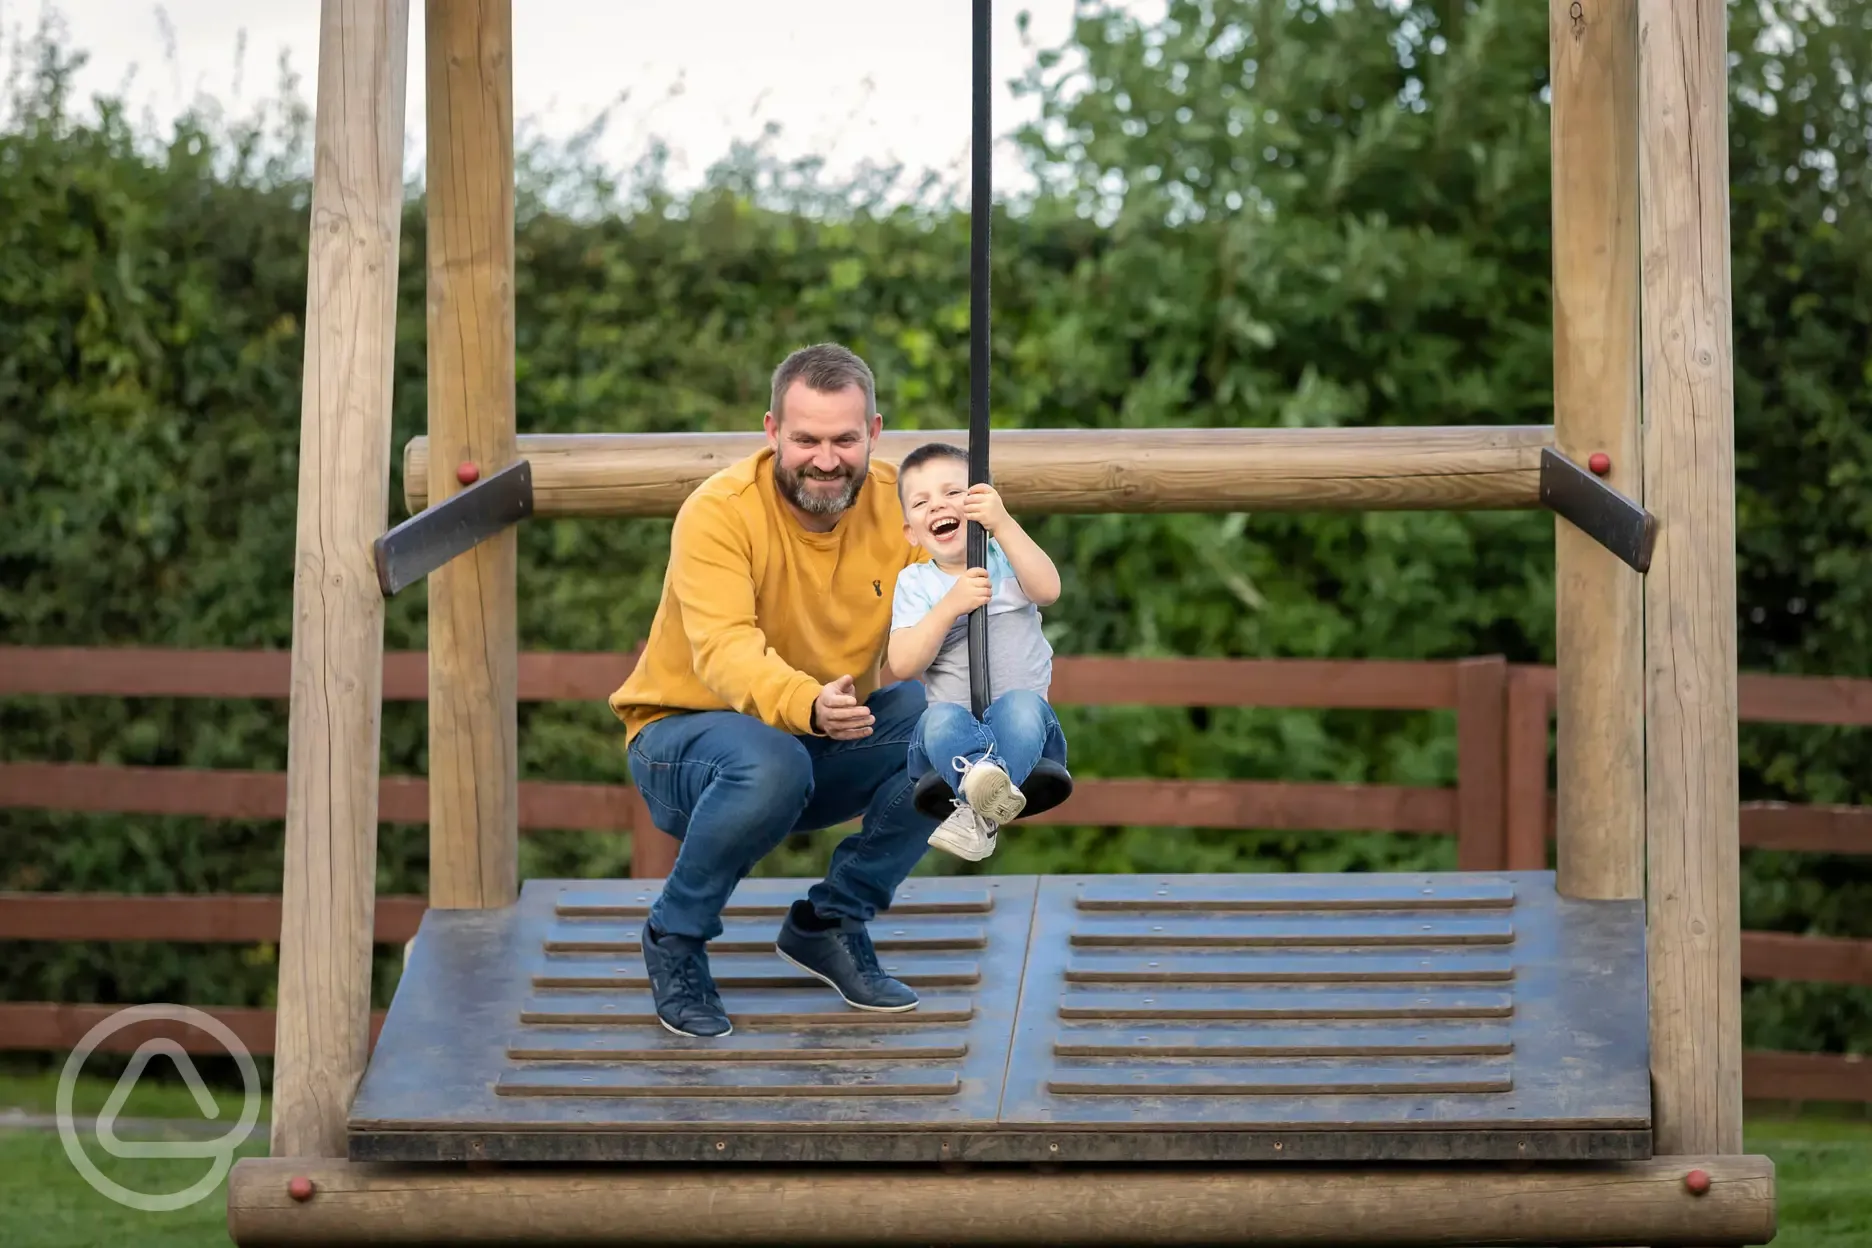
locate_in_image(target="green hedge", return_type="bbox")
[2,0,1869,1059]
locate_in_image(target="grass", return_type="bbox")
[2,1069,1869,1246]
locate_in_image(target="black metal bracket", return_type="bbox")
[1539,448,1656,574]
[373,459,534,596]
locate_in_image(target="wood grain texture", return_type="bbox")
[1639,0,1743,1157]
[0,762,1450,836]
[0,1003,387,1055]
[424,0,518,911]
[270,0,409,1161]
[1551,0,1645,901]
[0,892,424,944]
[225,1154,1775,1247]
[0,647,1457,709]
[1503,666,1553,870]
[1454,657,1507,870]
[403,425,1553,516]
[13,645,1872,722]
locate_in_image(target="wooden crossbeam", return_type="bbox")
[402,426,1553,517]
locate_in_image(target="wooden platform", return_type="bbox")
[347,871,1652,1165]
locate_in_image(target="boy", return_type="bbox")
[887,443,1068,861]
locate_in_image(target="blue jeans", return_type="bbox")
[907,689,1067,797]
[626,680,938,942]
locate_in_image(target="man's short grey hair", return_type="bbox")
[770,343,876,421]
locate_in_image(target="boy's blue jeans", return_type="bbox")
[907,688,1067,798]
[626,680,939,943]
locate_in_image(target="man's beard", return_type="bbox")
[774,456,867,516]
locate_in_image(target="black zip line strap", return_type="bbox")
[967,0,993,720]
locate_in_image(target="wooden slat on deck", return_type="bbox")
[346,876,1038,1164]
[996,870,1652,1162]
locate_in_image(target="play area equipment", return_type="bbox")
[225,0,1773,1243]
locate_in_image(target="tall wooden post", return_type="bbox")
[271,0,409,1158]
[1638,0,1743,1156]
[425,0,520,909]
[1549,0,1644,901]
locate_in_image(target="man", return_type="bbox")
[609,342,940,1038]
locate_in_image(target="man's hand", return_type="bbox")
[814,674,874,739]
[962,483,1010,533]
[938,567,992,621]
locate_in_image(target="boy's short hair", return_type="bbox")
[896,442,971,504]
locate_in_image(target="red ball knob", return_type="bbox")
[1587,452,1611,476]
[1684,1168,1711,1195]
[456,461,480,486]
[287,1175,315,1201]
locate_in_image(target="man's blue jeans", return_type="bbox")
[626,680,938,943]
[907,688,1067,798]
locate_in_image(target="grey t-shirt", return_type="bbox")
[891,540,1053,707]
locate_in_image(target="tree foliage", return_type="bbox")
[2,0,1870,1056]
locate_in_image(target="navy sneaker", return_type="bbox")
[774,901,919,1012]
[640,920,732,1037]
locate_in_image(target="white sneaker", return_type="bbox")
[928,804,999,861]
[952,754,1026,824]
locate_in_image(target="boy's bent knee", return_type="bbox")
[995,688,1052,727]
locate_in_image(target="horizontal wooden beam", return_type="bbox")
[12,646,1872,725]
[0,649,1459,709]
[15,759,1872,853]
[1742,1050,1872,1103]
[226,1154,1772,1247]
[0,892,426,945]
[1739,930,1872,986]
[0,762,1456,836]
[1739,802,1872,855]
[0,650,1461,709]
[0,762,645,832]
[10,890,1870,989]
[402,426,1553,517]
[0,1002,385,1055]
[1513,662,1872,726]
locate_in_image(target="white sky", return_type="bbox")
[27,0,1163,197]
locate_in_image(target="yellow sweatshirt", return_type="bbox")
[610,448,929,743]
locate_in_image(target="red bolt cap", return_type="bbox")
[1588,452,1611,476]
[456,461,480,485]
[1684,1168,1711,1195]
[287,1175,315,1201]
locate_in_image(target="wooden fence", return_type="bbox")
[1,645,1868,1103]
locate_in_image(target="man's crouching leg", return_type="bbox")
[777,680,938,1013]
[629,711,815,1037]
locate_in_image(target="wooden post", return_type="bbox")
[1503,667,1553,871]
[1549,0,1644,901]
[1454,656,1507,871]
[270,0,409,1159]
[425,0,519,910]
[1638,0,1743,1157]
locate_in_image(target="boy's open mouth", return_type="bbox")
[930,516,960,537]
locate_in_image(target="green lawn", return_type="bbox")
[2,1069,1867,1247]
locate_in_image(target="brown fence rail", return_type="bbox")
[3,645,1868,1102]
